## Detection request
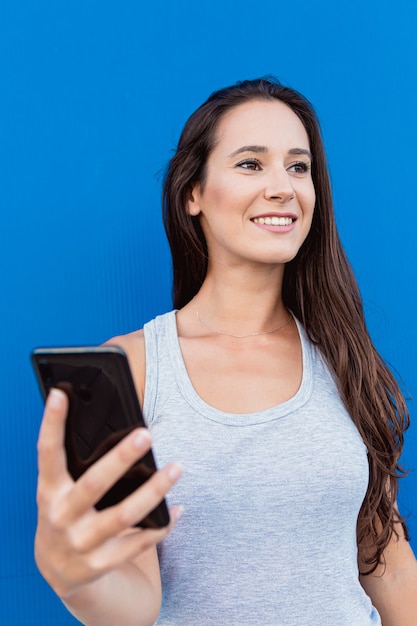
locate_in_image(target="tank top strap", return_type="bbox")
[142,310,177,425]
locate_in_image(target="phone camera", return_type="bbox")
[78,387,93,404]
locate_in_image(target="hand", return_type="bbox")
[35,388,183,599]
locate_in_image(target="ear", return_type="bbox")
[187,182,201,216]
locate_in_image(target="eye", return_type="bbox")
[288,161,310,174]
[236,158,262,171]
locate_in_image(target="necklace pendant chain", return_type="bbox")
[193,298,292,339]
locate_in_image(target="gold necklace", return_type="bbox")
[193,298,292,339]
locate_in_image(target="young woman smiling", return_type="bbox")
[35,78,417,625]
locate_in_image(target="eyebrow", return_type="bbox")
[288,148,313,161]
[228,145,268,157]
[228,145,313,161]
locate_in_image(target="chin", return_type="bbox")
[257,249,301,265]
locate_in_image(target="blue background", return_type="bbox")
[1,1,416,623]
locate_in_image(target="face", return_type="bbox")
[188,99,316,269]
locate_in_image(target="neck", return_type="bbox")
[191,267,288,336]
[193,297,292,338]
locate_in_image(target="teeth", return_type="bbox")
[253,217,293,226]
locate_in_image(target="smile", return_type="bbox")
[252,216,294,226]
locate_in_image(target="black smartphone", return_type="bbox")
[31,345,170,529]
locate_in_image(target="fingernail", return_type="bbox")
[47,388,65,409]
[172,505,184,521]
[167,463,183,481]
[132,429,151,449]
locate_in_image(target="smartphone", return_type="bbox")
[31,345,170,529]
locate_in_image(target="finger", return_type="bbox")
[114,462,184,528]
[37,388,70,484]
[61,427,154,521]
[69,463,183,551]
[86,506,184,573]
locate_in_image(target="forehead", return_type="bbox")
[213,99,310,153]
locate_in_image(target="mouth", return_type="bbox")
[251,216,295,226]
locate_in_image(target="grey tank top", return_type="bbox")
[143,311,381,626]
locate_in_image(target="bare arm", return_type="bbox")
[61,549,161,626]
[35,387,183,626]
[359,510,417,626]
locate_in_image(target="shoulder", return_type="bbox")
[103,329,146,406]
[101,311,176,404]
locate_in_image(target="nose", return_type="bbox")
[264,167,295,202]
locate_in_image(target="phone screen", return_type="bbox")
[32,346,170,529]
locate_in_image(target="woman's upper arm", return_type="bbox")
[359,509,417,626]
[103,330,146,407]
[103,331,161,593]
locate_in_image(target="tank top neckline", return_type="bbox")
[164,310,315,426]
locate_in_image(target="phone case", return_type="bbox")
[31,345,170,529]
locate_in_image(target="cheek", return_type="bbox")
[300,183,316,215]
[297,185,316,238]
[309,192,316,218]
[199,171,244,212]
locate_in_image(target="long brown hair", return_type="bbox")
[162,77,410,572]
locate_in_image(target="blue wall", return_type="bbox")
[1,1,416,622]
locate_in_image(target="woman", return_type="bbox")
[35,78,417,625]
